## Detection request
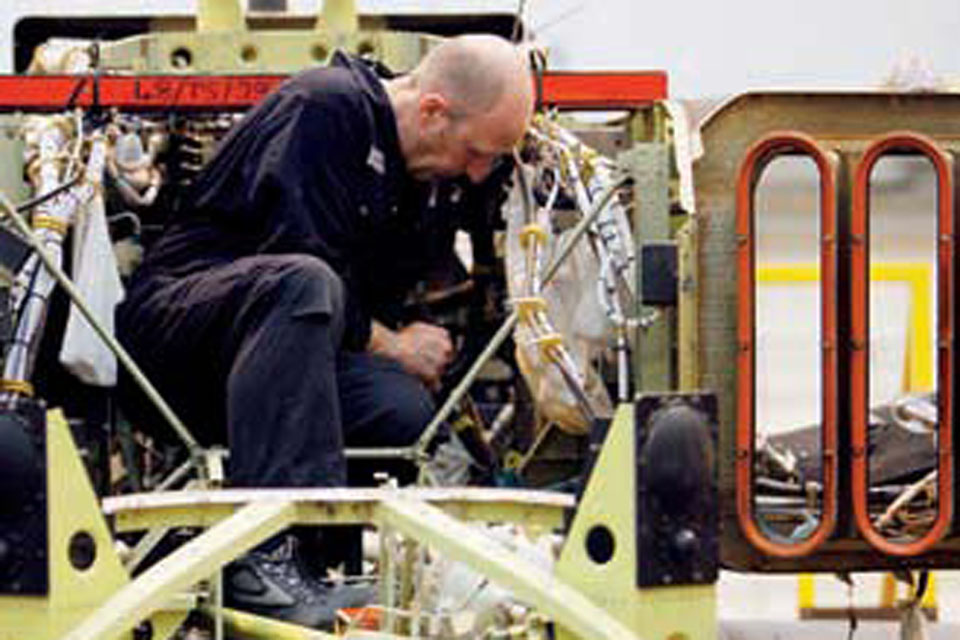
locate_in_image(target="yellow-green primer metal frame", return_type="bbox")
[200,605,342,639]
[98,0,440,74]
[4,408,665,639]
[0,407,719,640]
[0,411,185,640]
[8,406,721,640]
[78,490,637,640]
[554,403,716,640]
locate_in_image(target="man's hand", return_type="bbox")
[369,321,453,387]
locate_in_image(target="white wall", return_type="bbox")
[527,0,960,97]
[4,0,959,98]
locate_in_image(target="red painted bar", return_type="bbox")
[850,132,954,556]
[0,71,667,112]
[735,131,839,558]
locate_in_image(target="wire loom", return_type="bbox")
[504,115,635,434]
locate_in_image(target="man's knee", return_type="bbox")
[379,378,435,446]
[252,254,345,322]
[340,353,437,448]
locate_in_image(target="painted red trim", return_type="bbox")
[0,71,667,111]
[735,131,839,557]
[850,132,954,556]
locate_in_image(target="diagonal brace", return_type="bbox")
[375,496,643,640]
[63,500,297,640]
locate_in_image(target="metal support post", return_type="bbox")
[625,143,673,392]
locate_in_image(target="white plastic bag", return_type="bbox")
[59,187,124,386]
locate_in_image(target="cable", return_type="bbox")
[0,189,204,462]
[511,0,528,42]
[914,570,930,604]
[14,173,83,214]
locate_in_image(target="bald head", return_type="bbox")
[414,34,532,118]
[386,34,533,183]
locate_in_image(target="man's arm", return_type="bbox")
[368,320,453,388]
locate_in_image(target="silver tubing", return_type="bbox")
[412,172,631,460]
[345,446,418,460]
[155,457,195,491]
[414,310,520,456]
[541,174,631,285]
[0,191,204,460]
[4,123,73,399]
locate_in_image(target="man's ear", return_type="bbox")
[418,92,451,130]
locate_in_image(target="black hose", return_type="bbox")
[15,174,83,214]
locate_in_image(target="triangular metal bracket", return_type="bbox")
[554,401,717,639]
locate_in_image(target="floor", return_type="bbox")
[718,570,960,639]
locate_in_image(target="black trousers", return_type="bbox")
[116,253,434,489]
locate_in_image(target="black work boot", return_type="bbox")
[224,535,374,629]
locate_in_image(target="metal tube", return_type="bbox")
[3,122,73,398]
[345,446,417,460]
[156,457,195,491]
[541,174,630,285]
[0,191,203,458]
[413,310,519,457]
[199,606,337,639]
[14,173,82,214]
[411,172,630,459]
[212,570,224,640]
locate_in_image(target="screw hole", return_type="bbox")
[356,40,375,57]
[311,43,329,62]
[68,531,96,571]
[585,525,615,565]
[240,45,258,63]
[170,47,193,69]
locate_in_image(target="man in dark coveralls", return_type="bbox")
[116,34,533,627]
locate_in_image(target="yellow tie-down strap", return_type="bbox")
[32,214,69,236]
[512,296,547,323]
[0,379,34,397]
[518,223,548,249]
[533,332,564,362]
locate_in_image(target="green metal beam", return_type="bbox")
[199,606,339,639]
[198,0,244,32]
[63,500,297,640]
[320,0,359,39]
[627,143,674,393]
[375,497,644,640]
[104,487,573,533]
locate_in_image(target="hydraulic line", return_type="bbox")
[374,171,632,467]
[0,185,203,462]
